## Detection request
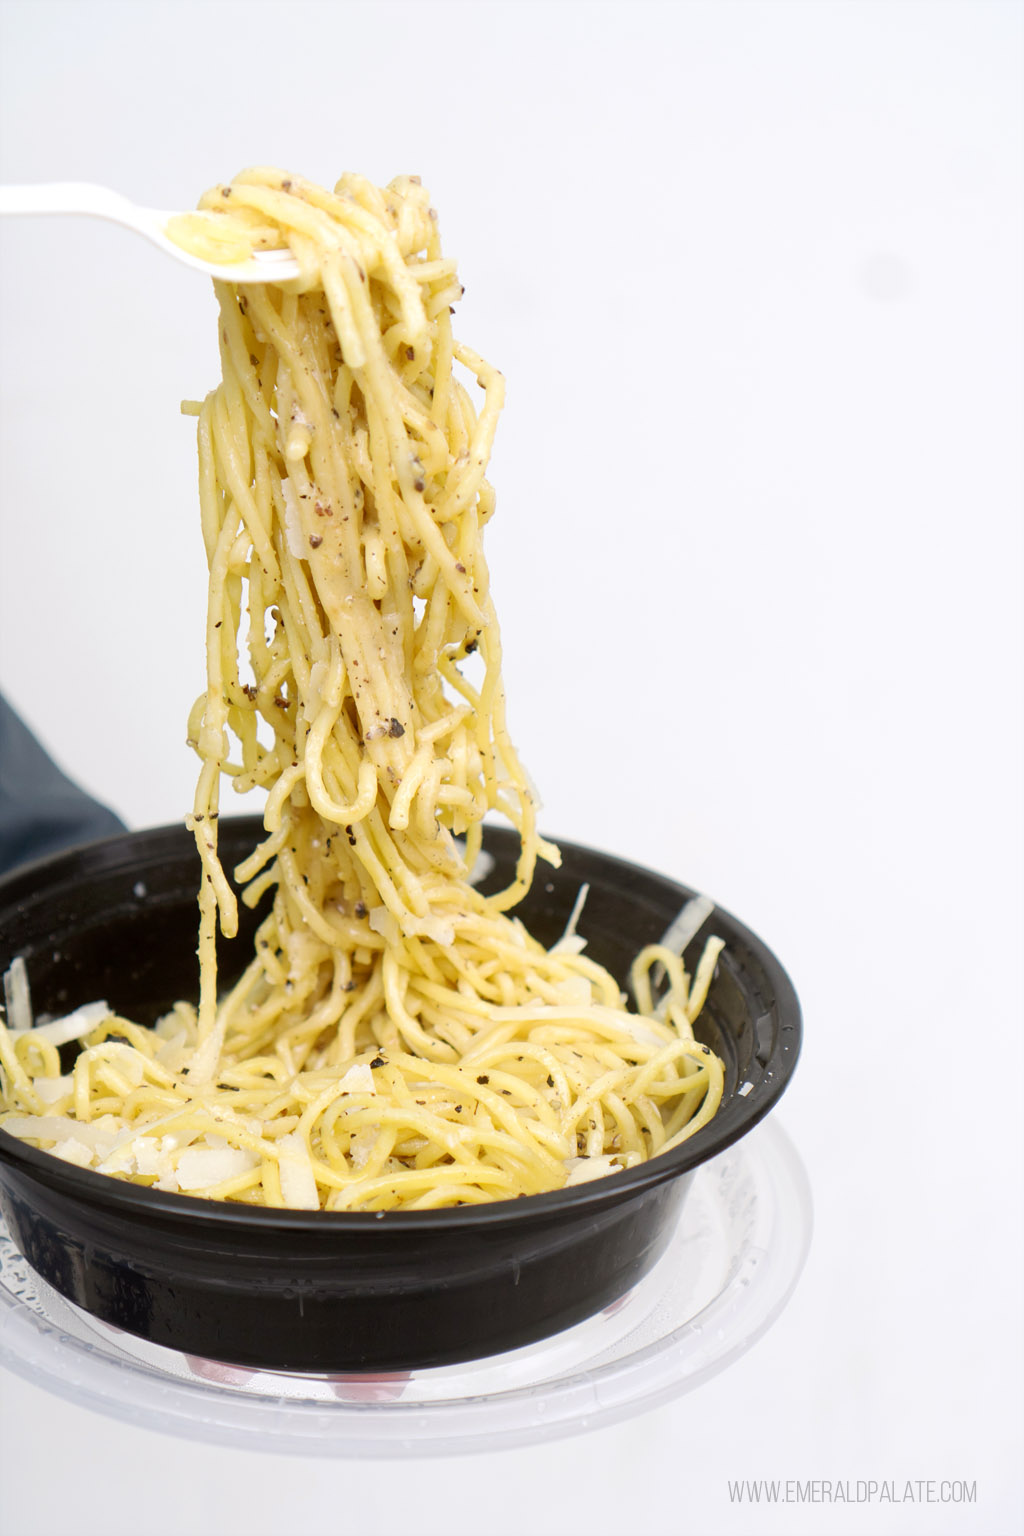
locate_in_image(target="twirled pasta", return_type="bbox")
[0,169,724,1209]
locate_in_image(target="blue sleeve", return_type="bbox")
[0,695,126,875]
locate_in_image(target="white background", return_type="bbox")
[0,1,1021,1533]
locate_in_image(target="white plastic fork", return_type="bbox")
[0,181,302,282]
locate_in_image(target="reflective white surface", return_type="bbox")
[0,2,1020,1533]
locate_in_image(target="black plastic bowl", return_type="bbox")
[0,819,800,1372]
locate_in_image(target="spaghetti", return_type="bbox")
[0,168,724,1209]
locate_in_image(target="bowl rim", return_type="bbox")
[0,819,801,1231]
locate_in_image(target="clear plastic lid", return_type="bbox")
[0,1118,811,1456]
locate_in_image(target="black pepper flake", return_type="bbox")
[454,1104,462,1113]
[547,1074,554,1087]
[354,901,367,918]
[214,620,222,628]
[369,1055,386,1069]
[274,695,289,709]
[455,562,466,574]
[309,534,323,548]
[405,345,415,361]
[476,1074,489,1085]
[413,477,425,492]
[464,638,477,654]
[387,717,405,738]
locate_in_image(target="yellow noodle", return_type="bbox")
[0,167,726,1207]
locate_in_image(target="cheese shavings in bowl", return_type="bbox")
[0,907,726,1212]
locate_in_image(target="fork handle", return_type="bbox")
[0,182,142,220]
